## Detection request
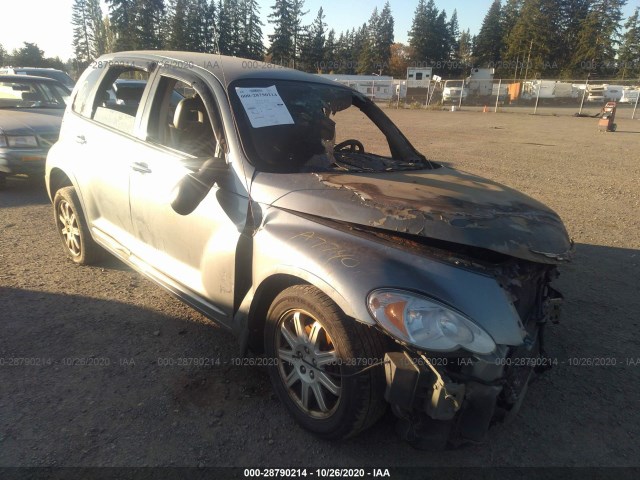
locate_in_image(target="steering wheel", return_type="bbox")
[334,139,365,153]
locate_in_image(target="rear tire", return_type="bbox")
[264,285,387,439]
[53,186,103,265]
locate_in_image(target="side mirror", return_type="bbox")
[170,157,226,215]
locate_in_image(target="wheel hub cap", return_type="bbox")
[276,310,341,418]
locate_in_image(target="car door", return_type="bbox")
[127,68,248,322]
[69,61,157,251]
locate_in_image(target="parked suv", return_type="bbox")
[46,52,572,448]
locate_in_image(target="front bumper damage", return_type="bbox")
[384,288,563,449]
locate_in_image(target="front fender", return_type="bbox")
[238,206,527,349]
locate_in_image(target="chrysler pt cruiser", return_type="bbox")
[46,52,572,449]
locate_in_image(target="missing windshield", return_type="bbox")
[230,79,432,174]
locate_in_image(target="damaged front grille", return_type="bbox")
[498,262,561,410]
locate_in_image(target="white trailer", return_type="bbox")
[317,74,396,100]
[406,67,433,88]
[604,85,624,101]
[619,87,640,104]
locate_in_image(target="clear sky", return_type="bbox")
[1,0,639,61]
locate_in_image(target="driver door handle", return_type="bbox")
[131,162,152,174]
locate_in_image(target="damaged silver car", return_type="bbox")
[46,52,572,448]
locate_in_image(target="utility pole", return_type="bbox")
[523,39,533,84]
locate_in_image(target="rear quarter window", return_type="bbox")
[89,67,149,136]
[72,67,105,118]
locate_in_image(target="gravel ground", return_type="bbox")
[1,109,639,468]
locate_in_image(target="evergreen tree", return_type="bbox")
[268,0,307,67]
[290,0,308,68]
[103,15,116,53]
[227,0,243,55]
[323,28,336,72]
[167,0,188,50]
[88,0,107,56]
[268,0,295,65]
[408,0,440,64]
[202,0,217,53]
[216,0,233,54]
[351,24,368,74]
[72,0,106,65]
[434,10,450,62]
[106,0,138,51]
[11,43,46,67]
[239,0,264,60]
[356,7,379,74]
[618,7,640,78]
[558,0,591,76]
[571,0,627,76]
[72,0,93,64]
[0,44,7,66]
[501,0,522,38]
[377,2,395,73]
[448,9,460,58]
[334,31,348,73]
[474,0,503,66]
[134,0,165,50]
[185,0,214,52]
[504,0,564,77]
[300,7,326,72]
[457,29,473,68]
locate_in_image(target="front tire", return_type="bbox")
[53,186,103,265]
[264,285,387,439]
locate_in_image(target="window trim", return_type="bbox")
[67,59,158,140]
[139,66,227,159]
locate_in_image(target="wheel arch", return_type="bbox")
[244,270,359,355]
[47,167,74,201]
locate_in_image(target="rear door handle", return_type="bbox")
[75,135,86,144]
[131,162,152,174]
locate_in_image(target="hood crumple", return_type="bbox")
[251,166,573,264]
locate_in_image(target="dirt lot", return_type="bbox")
[1,109,639,469]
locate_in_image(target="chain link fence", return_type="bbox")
[375,78,640,119]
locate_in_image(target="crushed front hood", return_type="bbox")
[252,167,573,264]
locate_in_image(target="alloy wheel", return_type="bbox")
[275,309,342,418]
[57,199,81,257]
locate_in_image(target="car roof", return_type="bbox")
[102,51,344,88]
[12,67,57,71]
[0,74,62,83]
[0,74,70,91]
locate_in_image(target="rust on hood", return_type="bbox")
[310,167,573,264]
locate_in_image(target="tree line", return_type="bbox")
[0,0,638,80]
[471,0,640,79]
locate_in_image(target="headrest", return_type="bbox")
[174,96,206,129]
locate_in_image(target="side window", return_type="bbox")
[146,75,217,158]
[91,67,149,135]
[72,67,104,117]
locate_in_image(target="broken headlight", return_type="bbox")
[367,289,496,354]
